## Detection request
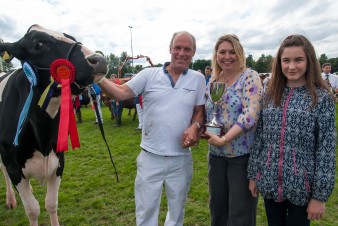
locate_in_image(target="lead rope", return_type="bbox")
[89,85,119,182]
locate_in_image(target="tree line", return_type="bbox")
[1,52,337,76]
[191,53,338,75]
[106,52,338,76]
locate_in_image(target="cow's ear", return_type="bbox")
[0,38,26,63]
[1,51,13,63]
[0,43,15,63]
[63,33,77,42]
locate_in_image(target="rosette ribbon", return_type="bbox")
[50,59,80,152]
[38,77,59,111]
[14,61,38,146]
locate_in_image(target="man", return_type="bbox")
[134,95,143,130]
[205,65,212,85]
[110,75,124,127]
[321,62,338,93]
[94,31,206,226]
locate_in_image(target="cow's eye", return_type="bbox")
[34,42,44,50]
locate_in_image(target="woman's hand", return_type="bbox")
[205,131,226,146]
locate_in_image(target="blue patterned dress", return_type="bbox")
[205,68,263,157]
[248,86,336,206]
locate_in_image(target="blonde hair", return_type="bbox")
[211,34,246,82]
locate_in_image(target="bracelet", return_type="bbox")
[221,135,227,145]
[96,76,105,84]
[193,121,200,129]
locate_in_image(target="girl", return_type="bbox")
[248,35,336,226]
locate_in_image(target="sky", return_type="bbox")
[1,0,338,68]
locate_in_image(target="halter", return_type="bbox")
[34,42,82,71]
[15,41,84,151]
[36,42,83,109]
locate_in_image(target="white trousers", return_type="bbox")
[135,150,193,226]
[136,103,143,129]
[94,95,103,123]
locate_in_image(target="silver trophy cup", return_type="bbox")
[205,82,226,136]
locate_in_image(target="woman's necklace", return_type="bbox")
[224,69,244,86]
[225,77,231,86]
[223,73,237,86]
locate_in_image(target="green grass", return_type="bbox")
[0,105,337,225]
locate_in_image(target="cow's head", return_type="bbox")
[0,24,107,94]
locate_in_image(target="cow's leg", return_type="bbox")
[0,163,17,209]
[45,173,61,226]
[16,179,40,226]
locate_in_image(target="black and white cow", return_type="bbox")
[0,25,107,226]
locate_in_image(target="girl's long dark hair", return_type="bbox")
[265,35,331,108]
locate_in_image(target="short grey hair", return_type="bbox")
[169,31,196,52]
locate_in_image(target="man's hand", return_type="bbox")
[181,124,199,148]
[94,74,105,84]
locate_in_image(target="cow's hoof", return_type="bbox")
[5,203,16,209]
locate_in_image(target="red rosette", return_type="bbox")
[50,59,76,83]
[50,59,80,152]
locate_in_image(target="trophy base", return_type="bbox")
[205,124,224,136]
[205,125,222,136]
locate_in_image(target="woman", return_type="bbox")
[248,35,336,226]
[204,34,263,225]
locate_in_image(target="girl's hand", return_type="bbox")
[307,199,325,220]
[249,180,258,197]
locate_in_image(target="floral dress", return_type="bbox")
[205,68,263,157]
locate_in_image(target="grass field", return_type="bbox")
[0,105,337,225]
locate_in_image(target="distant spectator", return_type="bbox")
[321,62,338,93]
[80,87,90,107]
[110,75,123,127]
[205,66,212,85]
[73,95,82,123]
[262,73,271,92]
[134,95,143,130]
[259,73,266,86]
